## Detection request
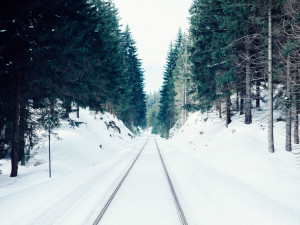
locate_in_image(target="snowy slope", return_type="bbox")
[0,108,146,225]
[1,106,300,225]
[158,108,300,225]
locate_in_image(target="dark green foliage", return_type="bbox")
[189,0,235,111]
[187,0,300,151]
[146,92,160,134]
[0,0,146,175]
[188,0,282,111]
[158,30,182,138]
[118,26,146,130]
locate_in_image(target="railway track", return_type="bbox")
[92,138,188,225]
[154,138,189,225]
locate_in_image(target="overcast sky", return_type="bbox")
[113,0,193,94]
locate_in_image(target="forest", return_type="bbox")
[0,0,146,177]
[156,0,300,153]
[1,0,300,177]
[1,1,299,223]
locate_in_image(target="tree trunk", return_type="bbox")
[10,72,21,177]
[76,103,79,118]
[294,71,299,144]
[182,82,184,124]
[225,95,231,128]
[256,81,261,109]
[236,91,239,112]
[19,100,27,165]
[245,39,252,124]
[268,2,275,153]
[294,112,299,144]
[216,101,220,116]
[64,100,72,118]
[184,77,187,123]
[285,54,292,151]
[240,97,244,115]
[240,87,245,115]
[218,99,222,119]
[50,100,55,116]
[28,125,33,153]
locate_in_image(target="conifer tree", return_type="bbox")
[158,30,182,137]
[190,0,235,126]
[189,0,219,111]
[119,26,146,130]
[0,0,146,176]
[173,34,193,124]
[146,92,161,134]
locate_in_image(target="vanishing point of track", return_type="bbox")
[92,138,189,225]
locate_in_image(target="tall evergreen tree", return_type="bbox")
[0,0,146,176]
[158,30,182,138]
[119,26,146,130]
[190,0,235,126]
[173,34,193,124]
[189,0,219,111]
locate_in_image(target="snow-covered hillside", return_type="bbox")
[0,108,145,225]
[1,107,300,225]
[158,109,300,224]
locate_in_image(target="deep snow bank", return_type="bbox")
[159,109,300,224]
[0,108,144,225]
[1,108,134,177]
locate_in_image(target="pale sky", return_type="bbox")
[113,0,193,93]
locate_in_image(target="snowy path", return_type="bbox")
[97,138,182,225]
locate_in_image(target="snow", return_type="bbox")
[0,108,146,225]
[162,109,300,225]
[1,106,300,225]
[98,139,181,225]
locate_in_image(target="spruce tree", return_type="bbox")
[119,26,146,130]
[158,30,182,137]
[173,34,193,124]
[189,0,219,111]
[0,0,139,176]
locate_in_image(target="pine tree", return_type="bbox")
[189,0,220,111]
[158,30,182,137]
[119,26,146,130]
[173,34,193,125]
[0,0,139,176]
[190,0,235,126]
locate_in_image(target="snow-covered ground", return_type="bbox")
[0,107,300,225]
[0,109,146,225]
[162,109,300,225]
[98,138,181,225]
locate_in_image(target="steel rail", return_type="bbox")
[155,138,189,225]
[93,139,149,225]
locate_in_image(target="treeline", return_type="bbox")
[0,0,146,177]
[146,92,160,134]
[158,0,300,152]
[158,31,195,138]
